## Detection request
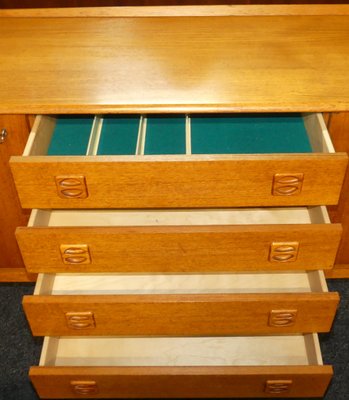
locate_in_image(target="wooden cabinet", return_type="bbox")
[0,115,33,281]
[1,4,349,398]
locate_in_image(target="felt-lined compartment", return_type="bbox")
[191,114,312,154]
[97,116,140,155]
[47,116,94,156]
[47,114,313,156]
[144,116,186,155]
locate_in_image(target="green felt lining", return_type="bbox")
[97,116,140,155]
[190,114,312,154]
[144,116,186,155]
[47,117,94,156]
[47,114,312,156]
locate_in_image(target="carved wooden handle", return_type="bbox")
[269,310,297,327]
[272,254,294,262]
[55,175,88,199]
[68,322,93,329]
[71,381,98,395]
[60,189,85,198]
[66,312,95,329]
[272,173,304,196]
[64,256,88,264]
[269,242,299,263]
[60,244,91,265]
[64,248,87,255]
[59,178,85,187]
[265,380,293,394]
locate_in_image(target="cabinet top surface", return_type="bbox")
[1,5,349,114]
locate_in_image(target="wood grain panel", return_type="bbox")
[23,292,339,336]
[0,268,36,282]
[1,12,349,113]
[2,1,349,10]
[2,4,349,17]
[325,265,349,279]
[29,365,333,398]
[10,154,348,209]
[0,115,30,278]
[16,224,342,273]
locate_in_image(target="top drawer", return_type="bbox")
[10,113,347,209]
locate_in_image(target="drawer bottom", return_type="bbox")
[30,334,332,398]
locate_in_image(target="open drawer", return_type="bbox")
[16,206,341,273]
[23,270,338,336]
[30,334,332,398]
[10,113,347,209]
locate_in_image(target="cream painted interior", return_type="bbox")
[40,334,323,367]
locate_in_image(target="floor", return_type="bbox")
[1,280,348,400]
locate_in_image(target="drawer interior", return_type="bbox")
[35,270,328,295]
[24,113,333,157]
[30,205,329,227]
[40,334,322,367]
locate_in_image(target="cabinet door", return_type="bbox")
[0,115,33,281]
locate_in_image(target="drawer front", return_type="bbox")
[23,292,339,336]
[10,154,347,209]
[16,224,342,273]
[30,365,333,398]
[10,113,348,209]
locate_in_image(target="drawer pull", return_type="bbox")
[55,175,88,199]
[69,322,92,329]
[269,242,299,263]
[265,379,292,394]
[64,248,87,255]
[275,185,299,195]
[269,310,297,327]
[60,189,84,198]
[65,256,88,264]
[59,178,84,187]
[272,254,294,262]
[272,173,304,196]
[71,381,98,395]
[273,245,295,252]
[66,312,96,329]
[60,244,91,265]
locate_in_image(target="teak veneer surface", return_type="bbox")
[16,224,342,272]
[10,155,348,208]
[23,292,339,336]
[1,6,349,113]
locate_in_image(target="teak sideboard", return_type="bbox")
[1,5,349,399]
